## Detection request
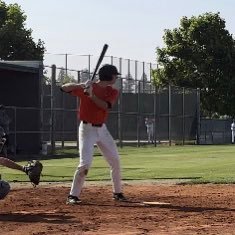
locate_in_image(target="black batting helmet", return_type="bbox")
[98,64,120,81]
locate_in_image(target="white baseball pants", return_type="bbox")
[70,122,122,198]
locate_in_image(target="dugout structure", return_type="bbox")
[0,61,43,154]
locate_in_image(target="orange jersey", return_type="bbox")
[71,83,118,124]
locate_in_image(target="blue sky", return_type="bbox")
[3,0,235,71]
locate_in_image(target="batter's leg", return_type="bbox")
[69,123,97,198]
[97,125,122,194]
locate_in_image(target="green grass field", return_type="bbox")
[1,145,235,184]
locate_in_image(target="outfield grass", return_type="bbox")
[1,145,235,184]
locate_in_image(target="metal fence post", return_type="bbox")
[137,81,140,147]
[142,62,145,91]
[153,85,157,147]
[14,106,17,156]
[51,65,56,154]
[135,60,138,93]
[77,70,81,83]
[196,88,201,145]
[168,85,172,146]
[127,59,130,78]
[61,55,68,149]
[76,70,81,150]
[149,63,152,93]
[182,87,185,145]
[88,55,91,79]
[158,87,161,144]
[118,58,123,148]
[39,62,44,150]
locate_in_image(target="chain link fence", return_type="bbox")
[44,53,158,82]
[0,58,199,157]
[41,65,199,154]
[199,118,233,144]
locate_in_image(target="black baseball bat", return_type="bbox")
[90,44,108,81]
[83,44,108,95]
[60,44,108,93]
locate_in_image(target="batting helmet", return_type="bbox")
[98,64,120,81]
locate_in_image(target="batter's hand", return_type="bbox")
[84,80,93,96]
[84,85,93,97]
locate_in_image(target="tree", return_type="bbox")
[0,1,45,60]
[42,69,50,85]
[153,12,235,117]
[57,68,76,85]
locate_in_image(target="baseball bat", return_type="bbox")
[90,44,109,81]
[60,44,108,93]
[83,44,108,95]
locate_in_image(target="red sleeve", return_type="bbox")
[105,87,119,105]
[70,87,85,97]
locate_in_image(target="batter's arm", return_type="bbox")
[90,94,111,110]
[61,83,85,93]
[87,85,118,110]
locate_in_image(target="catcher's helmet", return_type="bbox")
[98,64,120,81]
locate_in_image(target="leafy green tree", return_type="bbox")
[42,69,50,85]
[153,12,235,117]
[57,68,76,85]
[0,1,45,60]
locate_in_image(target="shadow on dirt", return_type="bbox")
[78,200,235,213]
[0,212,74,224]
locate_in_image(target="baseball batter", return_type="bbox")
[61,64,126,205]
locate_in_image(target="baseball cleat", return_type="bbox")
[66,195,81,205]
[113,193,127,201]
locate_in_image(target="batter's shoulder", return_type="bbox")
[107,86,119,97]
[106,86,118,93]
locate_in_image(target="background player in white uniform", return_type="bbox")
[231,119,235,144]
[145,117,154,143]
[61,64,126,204]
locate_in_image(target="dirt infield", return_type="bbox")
[1,183,235,235]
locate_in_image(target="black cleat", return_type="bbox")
[113,193,127,201]
[66,195,81,205]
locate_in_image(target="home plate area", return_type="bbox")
[0,184,235,234]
